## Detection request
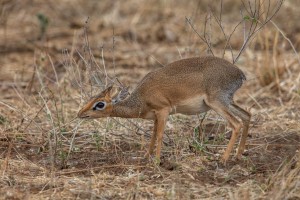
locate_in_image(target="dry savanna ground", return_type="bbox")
[0,0,300,199]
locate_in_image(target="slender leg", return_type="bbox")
[205,100,242,163]
[229,104,251,158]
[146,119,157,157]
[155,109,169,160]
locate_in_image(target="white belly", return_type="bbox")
[170,95,210,115]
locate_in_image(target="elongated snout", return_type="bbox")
[77,109,89,118]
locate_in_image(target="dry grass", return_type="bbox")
[0,0,300,199]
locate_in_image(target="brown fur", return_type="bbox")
[78,56,251,163]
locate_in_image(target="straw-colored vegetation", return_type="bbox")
[0,0,299,199]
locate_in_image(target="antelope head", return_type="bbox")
[77,85,129,119]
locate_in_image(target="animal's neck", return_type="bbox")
[111,93,143,118]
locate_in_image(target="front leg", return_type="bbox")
[146,119,157,157]
[155,109,170,160]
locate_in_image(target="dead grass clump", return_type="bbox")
[264,153,300,199]
[255,30,284,87]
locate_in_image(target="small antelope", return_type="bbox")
[78,56,251,162]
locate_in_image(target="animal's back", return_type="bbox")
[159,56,245,88]
[134,56,246,110]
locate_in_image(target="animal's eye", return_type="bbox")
[93,101,106,110]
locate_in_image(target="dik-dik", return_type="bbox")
[78,56,251,163]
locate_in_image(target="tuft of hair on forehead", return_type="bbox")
[90,83,129,103]
[92,85,119,99]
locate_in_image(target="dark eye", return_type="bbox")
[93,101,106,110]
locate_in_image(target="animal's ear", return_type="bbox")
[112,86,130,104]
[110,87,119,99]
[103,84,122,101]
[118,86,130,100]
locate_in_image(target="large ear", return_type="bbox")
[118,86,129,100]
[112,86,130,104]
[110,87,119,99]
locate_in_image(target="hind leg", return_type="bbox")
[229,104,251,158]
[205,99,242,163]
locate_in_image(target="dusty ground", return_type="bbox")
[0,0,300,199]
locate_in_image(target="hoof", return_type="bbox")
[235,153,242,160]
[235,150,248,159]
[221,155,229,165]
[144,151,153,159]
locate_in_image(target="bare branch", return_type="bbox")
[211,12,234,62]
[234,0,284,63]
[219,0,223,22]
[186,17,215,56]
[187,0,283,63]
[270,20,300,66]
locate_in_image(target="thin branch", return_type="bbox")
[219,0,223,22]
[234,0,284,63]
[101,45,108,87]
[112,28,116,78]
[186,17,215,56]
[270,21,300,65]
[269,20,300,87]
[211,12,234,62]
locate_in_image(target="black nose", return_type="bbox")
[77,113,90,118]
[81,116,90,119]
